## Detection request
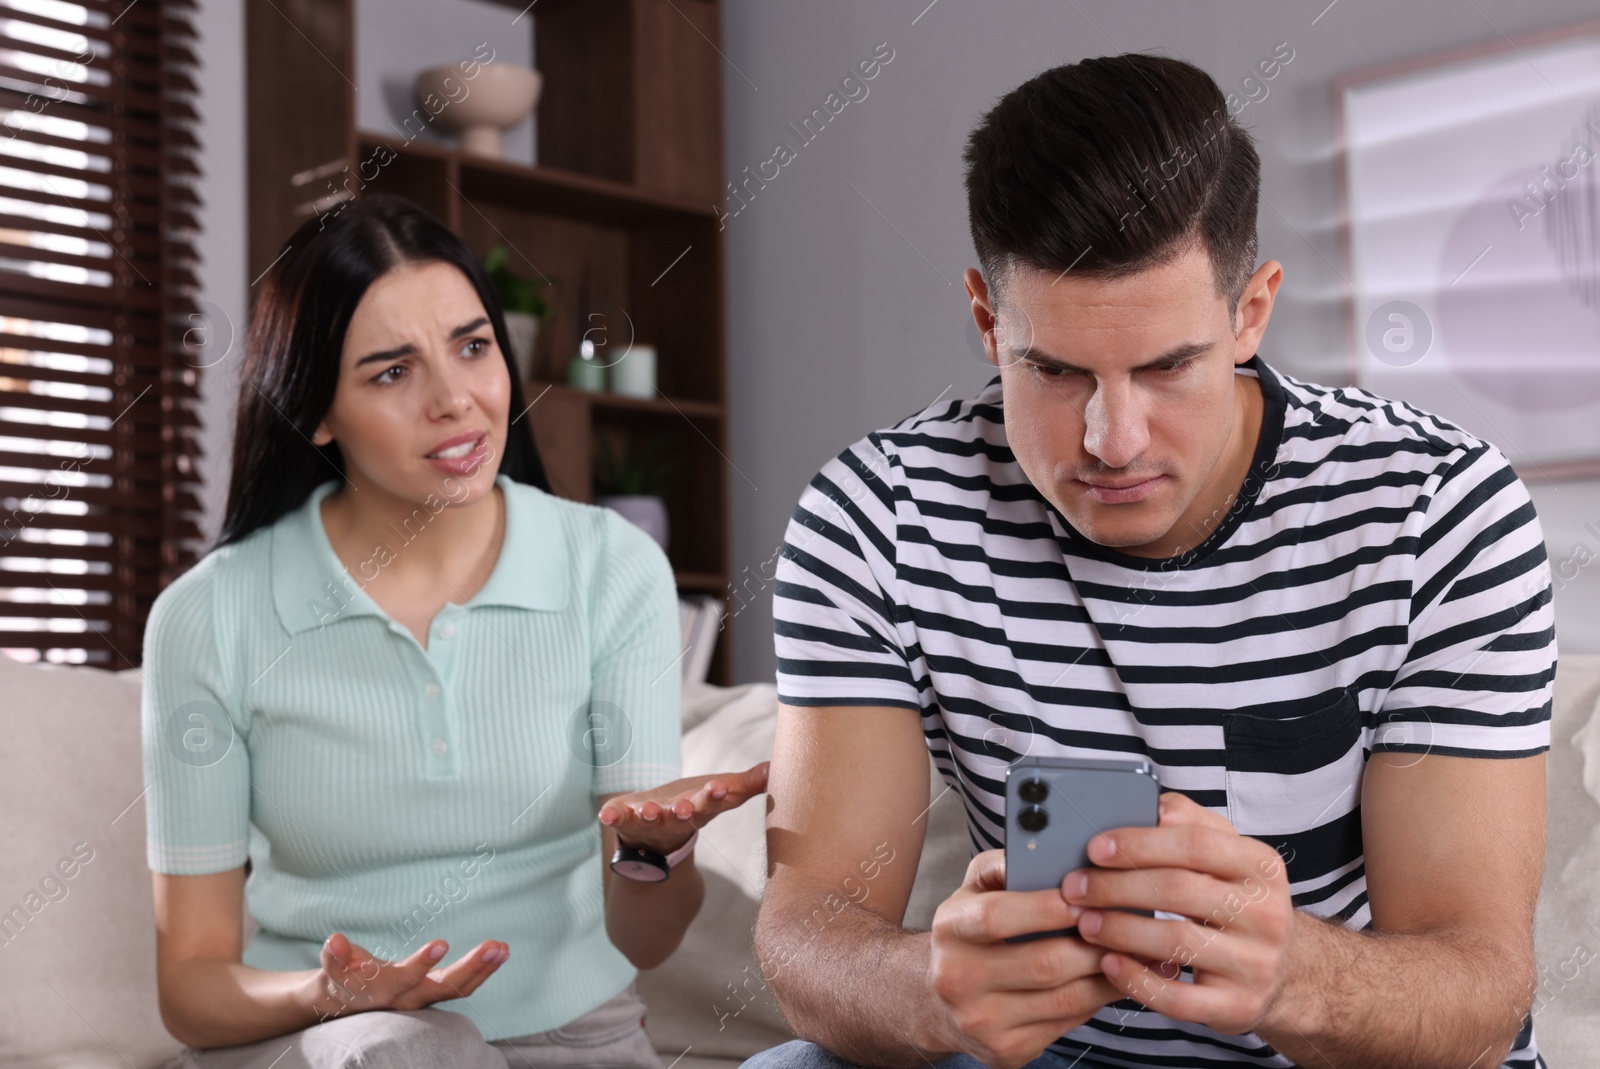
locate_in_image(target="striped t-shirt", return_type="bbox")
[772,356,1554,1068]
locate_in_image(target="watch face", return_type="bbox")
[612,857,669,882]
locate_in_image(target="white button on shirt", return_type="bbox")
[424,682,441,699]
[440,623,455,639]
[431,736,448,756]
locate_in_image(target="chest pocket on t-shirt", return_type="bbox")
[1222,689,1364,891]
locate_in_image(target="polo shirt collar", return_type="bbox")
[270,474,569,636]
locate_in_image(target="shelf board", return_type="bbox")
[355,131,717,226]
[527,379,722,419]
[675,571,728,592]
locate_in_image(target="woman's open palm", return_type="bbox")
[597,761,770,854]
[313,931,509,1018]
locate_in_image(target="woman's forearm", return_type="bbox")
[160,957,329,1049]
[605,856,706,970]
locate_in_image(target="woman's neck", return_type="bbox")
[319,473,507,603]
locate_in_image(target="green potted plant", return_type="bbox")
[483,243,555,381]
[593,431,673,550]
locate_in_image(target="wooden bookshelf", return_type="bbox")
[245,0,733,683]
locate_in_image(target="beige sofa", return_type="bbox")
[1,654,1596,1068]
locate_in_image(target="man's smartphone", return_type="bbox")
[1003,755,1161,942]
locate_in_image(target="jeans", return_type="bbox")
[168,980,662,1069]
[740,1038,1087,1069]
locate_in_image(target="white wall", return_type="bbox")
[718,0,1600,682]
[191,1,1600,678]
[191,0,246,546]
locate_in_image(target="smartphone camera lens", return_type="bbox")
[1017,805,1048,832]
[1018,778,1048,804]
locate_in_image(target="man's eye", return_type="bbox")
[1156,358,1195,376]
[1028,362,1066,379]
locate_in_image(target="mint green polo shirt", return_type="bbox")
[139,474,682,1040]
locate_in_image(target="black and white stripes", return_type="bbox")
[772,357,1554,1068]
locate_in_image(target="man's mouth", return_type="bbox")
[1079,477,1157,490]
[1074,474,1166,504]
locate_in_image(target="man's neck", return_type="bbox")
[1179,371,1265,555]
[1121,368,1266,561]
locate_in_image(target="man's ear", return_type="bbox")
[1231,259,1283,364]
[963,267,1000,368]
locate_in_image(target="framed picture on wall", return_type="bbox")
[1336,18,1600,481]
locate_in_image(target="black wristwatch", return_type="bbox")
[610,829,699,883]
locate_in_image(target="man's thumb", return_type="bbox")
[964,848,1006,891]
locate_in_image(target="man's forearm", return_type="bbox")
[1258,911,1533,1069]
[757,897,953,1068]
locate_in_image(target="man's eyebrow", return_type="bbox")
[355,317,493,367]
[1009,339,1215,373]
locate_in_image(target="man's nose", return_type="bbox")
[1081,379,1149,470]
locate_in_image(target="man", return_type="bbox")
[745,53,1553,1069]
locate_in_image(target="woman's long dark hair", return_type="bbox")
[218,194,550,548]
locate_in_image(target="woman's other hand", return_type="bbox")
[596,761,770,854]
[309,932,509,1019]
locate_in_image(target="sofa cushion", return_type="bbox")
[1533,653,1600,1065]
[0,653,966,1068]
[637,684,970,1062]
[4,651,1594,1067]
[0,655,183,1069]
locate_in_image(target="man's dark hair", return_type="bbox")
[964,53,1261,322]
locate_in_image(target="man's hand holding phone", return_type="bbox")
[1064,791,1300,1036]
[926,849,1123,1069]
[933,753,1299,1066]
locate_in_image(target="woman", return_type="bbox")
[140,194,766,1068]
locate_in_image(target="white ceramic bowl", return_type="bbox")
[414,62,541,158]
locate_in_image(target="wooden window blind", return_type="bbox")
[0,0,201,667]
